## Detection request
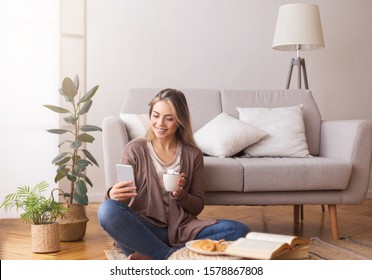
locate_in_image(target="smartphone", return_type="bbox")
[116,164,135,187]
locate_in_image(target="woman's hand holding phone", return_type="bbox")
[111,164,137,201]
[109,181,137,202]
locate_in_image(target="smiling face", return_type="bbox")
[150,100,178,141]
[146,88,197,147]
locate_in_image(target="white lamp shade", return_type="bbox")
[273,3,325,51]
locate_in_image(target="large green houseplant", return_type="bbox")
[0,181,66,253]
[44,75,101,241]
[44,75,101,206]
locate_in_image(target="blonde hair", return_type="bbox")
[146,88,197,147]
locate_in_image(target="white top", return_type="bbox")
[147,141,182,213]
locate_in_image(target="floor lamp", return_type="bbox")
[272,3,325,221]
[272,3,325,89]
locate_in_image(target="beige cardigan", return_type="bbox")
[121,138,216,246]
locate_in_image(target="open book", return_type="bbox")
[224,232,309,260]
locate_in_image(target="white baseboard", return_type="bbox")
[367,189,372,199]
[88,192,105,203]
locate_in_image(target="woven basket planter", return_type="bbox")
[57,203,89,241]
[31,223,60,253]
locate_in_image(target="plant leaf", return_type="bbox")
[55,156,71,166]
[70,141,82,149]
[82,149,99,167]
[58,88,70,102]
[74,180,88,205]
[55,169,68,182]
[74,159,91,174]
[77,159,92,167]
[47,129,69,134]
[52,153,68,164]
[79,85,99,104]
[58,140,72,148]
[63,116,77,125]
[74,75,79,90]
[61,77,78,102]
[66,174,76,182]
[78,133,95,143]
[73,192,88,205]
[0,181,65,223]
[57,165,67,171]
[43,105,70,114]
[75,180,88,196]
[74,164,86,174]
[81,174,93,187]
[77,100,92,115]
[72,164,82,175]
[80,125,102,132]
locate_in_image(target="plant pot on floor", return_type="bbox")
[57,203,89,242]
[31,223,60,253]
[0,182,66,253]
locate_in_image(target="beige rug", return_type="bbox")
[308,237,372,260]
[105,237,372,260]
[105,248,128,260]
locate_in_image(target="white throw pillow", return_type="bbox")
[119,113,150,139]
[237,105,310,157]
[194,112,267,158]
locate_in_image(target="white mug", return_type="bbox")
[163,173,181,192]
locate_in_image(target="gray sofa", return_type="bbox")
[102,89,372,240]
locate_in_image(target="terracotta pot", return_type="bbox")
[31,223,60,253]
[57,203,89,241]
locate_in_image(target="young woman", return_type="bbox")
[98,88,249,260]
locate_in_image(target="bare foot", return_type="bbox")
[128,252,153,260]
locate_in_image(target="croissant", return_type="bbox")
[191,239,227,252]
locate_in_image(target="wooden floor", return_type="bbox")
[1,200,372,260]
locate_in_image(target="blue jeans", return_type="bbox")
[98,199,250,260]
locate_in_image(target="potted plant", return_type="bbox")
[44,75,101,241]
[0,181,66,253]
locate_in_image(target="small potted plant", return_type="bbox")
[0,181,66,253]
[44,75,101,241]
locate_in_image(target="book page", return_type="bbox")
[225,238,291,259]
[273,246,309,260]
[245,232,306,248]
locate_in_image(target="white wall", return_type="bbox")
[1,0,370,212]
[83,0,372,200]
[0,0,60,217]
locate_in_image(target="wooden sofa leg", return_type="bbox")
[293,205,300,224]
[328,204,339,240]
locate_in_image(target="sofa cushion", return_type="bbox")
[203,156,244,192]
[237,105,310,157]
[119,113,150,139]
[194,112,266,158]
[235,157,352,192]
[221,90,321,156]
